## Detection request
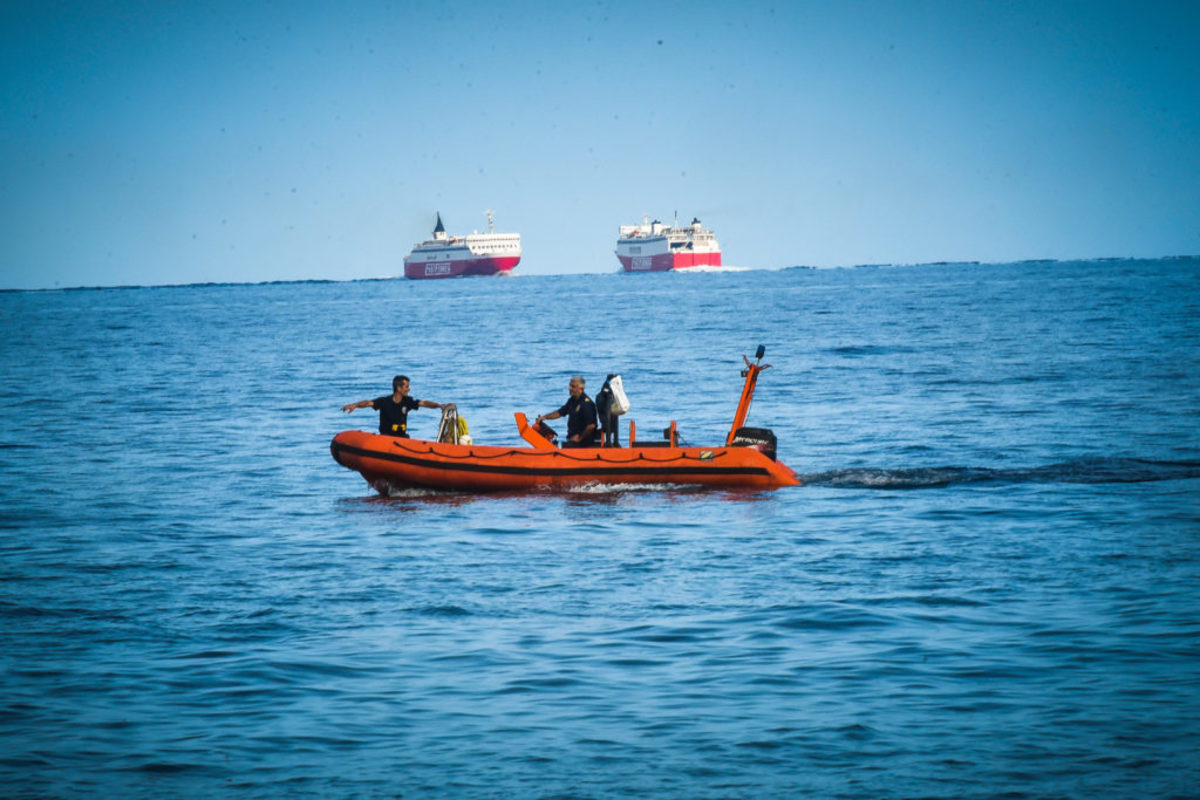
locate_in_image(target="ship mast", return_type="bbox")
[485,210,495,233]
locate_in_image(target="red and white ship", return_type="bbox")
[403,211,521,279]
[615,214,722,272]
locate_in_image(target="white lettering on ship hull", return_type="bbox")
[424,263,453,276]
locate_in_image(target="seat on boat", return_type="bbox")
[628,419,678,447]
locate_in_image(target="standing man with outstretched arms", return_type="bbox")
[342,375,445,438]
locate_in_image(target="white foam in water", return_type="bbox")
[561,481,688,494]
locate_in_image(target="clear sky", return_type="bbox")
[2,0,1198,289]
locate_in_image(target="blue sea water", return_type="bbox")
[1,259,1199,799]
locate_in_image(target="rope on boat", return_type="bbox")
[389,439,725,463]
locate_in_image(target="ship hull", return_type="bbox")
[617,251,724,272]
[403,254,520,279]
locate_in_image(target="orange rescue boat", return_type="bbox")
[331,346,800,492]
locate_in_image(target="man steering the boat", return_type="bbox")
[536,375,599,448]
[342,375,445,438]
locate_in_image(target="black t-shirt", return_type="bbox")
[557,394,598,440]
[372,395,420,436]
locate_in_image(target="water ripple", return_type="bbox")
[2,262,1198,799]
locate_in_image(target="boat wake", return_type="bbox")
[799,457,1200,489]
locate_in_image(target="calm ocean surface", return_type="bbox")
[2,260,1199,799]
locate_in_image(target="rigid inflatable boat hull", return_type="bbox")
[331,430,800,493]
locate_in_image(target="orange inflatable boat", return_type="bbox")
[331,347,800,492]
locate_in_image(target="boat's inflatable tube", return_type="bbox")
[331,426,800,493]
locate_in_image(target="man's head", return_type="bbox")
[569,375,585,398]
[393,375,411,394]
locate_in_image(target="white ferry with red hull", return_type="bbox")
[404,211,521,279]
[616,215,722,272]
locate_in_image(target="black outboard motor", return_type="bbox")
[595,374,619,446]
[730,426,778,461]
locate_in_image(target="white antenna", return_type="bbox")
[485,209,495,233]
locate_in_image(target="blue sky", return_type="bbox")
[2,0,1198,289]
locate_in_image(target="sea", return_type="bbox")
[2,258,1198,799]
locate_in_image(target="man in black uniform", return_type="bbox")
[342,375,445,437]
[535,375,598,448]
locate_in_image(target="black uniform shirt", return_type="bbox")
[557,394,598,441]
[372,395,420,436]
